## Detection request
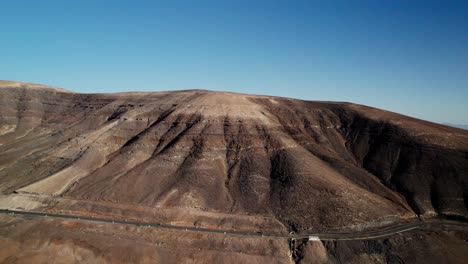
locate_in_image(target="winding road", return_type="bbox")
[1,209,467,241]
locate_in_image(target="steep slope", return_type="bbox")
[1,81,467,232]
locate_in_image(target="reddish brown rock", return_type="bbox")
[1,81,467,231]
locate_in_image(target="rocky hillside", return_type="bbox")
[1,81,467,231]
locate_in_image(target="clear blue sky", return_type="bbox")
[1,0,467,124]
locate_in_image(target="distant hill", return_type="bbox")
[443,123,468,130]
[1,81,467,231]
[1,81,468,263]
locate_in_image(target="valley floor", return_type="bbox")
[0,193,467,264]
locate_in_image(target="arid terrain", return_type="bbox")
[0,80,467,263]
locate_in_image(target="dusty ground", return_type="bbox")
[0,214,291,264]
[0,214,467,264]
[297,229,468,264]
[0,193,287,234]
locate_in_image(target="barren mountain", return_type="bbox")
[0,81,467,263]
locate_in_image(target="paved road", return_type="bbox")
[0,209,467,241]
